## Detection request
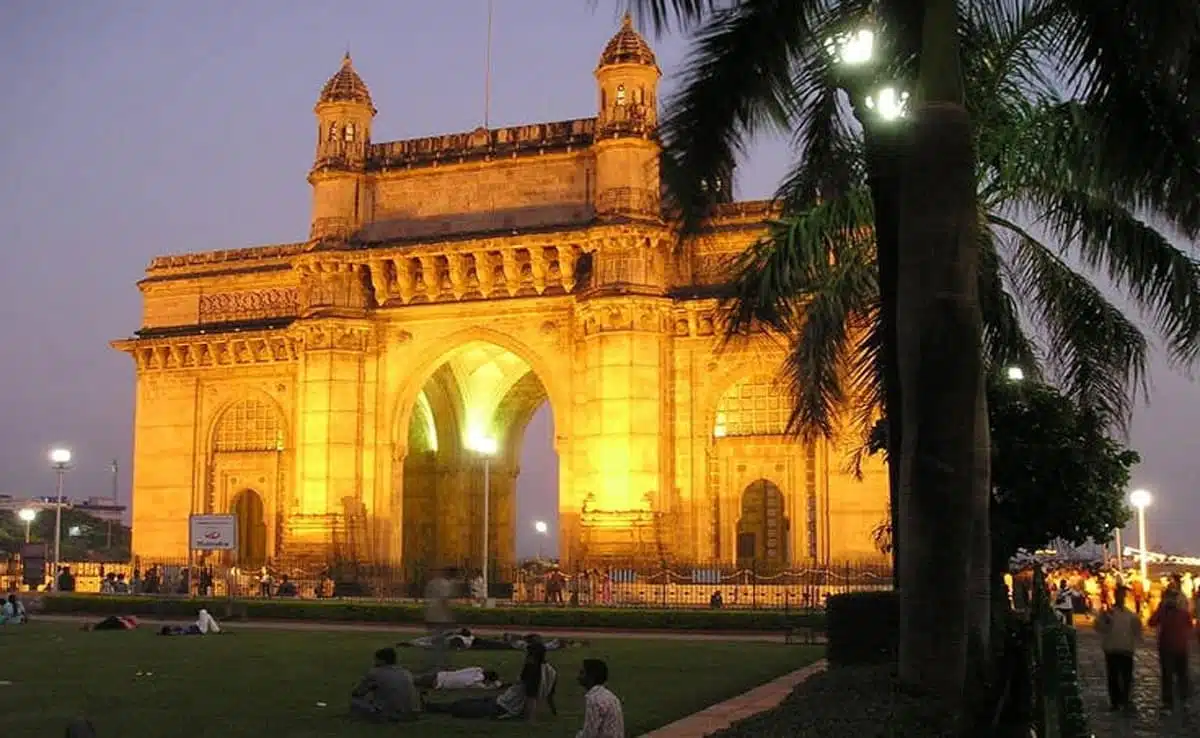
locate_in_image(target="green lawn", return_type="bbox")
[2,623,818,737]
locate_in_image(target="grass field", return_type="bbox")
[1,623,818,737]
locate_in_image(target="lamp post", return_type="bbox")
[17,508,37,543]
[1129,488,1152,584]
[49,447,72,588]
[534,520,548,559]
[825,18,910,592]
[468,435,499,603]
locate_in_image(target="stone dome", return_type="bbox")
[318,53,375,108]
[598,13,657,68]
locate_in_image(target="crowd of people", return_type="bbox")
[1041,568,1200,715]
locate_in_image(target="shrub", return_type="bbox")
[39,594,826,632]
[713,664,960,738]
[826,591,898,666]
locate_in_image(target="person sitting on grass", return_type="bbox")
[1,594,27,624]
[82,615,138,631]
[422,641,557,720]
[575,658,624,738]
[413,666,503,691]
[349,647,419,723]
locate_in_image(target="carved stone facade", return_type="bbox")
[113,17,887,570]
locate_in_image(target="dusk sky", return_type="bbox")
[1,1,1196,558]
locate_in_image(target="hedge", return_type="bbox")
[826,591,898,666]
[713,664,960,738]
[40,594,826,632]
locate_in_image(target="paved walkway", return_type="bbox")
[1077,630,1200,737]
[35,613,789,642]
[639,661,826,738]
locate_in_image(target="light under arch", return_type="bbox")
[391,327,568,455]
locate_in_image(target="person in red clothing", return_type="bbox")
[1149,585,1193,712]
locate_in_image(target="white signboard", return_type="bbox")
[189,514,238,551]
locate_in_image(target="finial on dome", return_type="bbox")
[317,51,375,110]
[599,11,658,68]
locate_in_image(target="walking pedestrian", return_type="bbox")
[1149,584,1193,713]
[1096,586,1141,711]
[424,566,456,670]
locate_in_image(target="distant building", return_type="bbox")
[0,494,126,523]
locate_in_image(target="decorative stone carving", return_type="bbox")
[297,259,370,314]
[115,329,302,373]
[198,288,299,324]
[300,322,371,352]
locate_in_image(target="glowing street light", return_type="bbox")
[824,28,875,66]
[865,86,910,122]
[17,508,37,543]
[48,447,72,588]
[533,519,549,559]
[1006,366,1025,382]
[1130,488,1153,583]
[467,434,499,604]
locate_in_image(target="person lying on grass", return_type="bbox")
[421,640,557,720]
[158,609,222,636]
[349,647,419,723]
[413,666,503,691]
[81,616,138,631]
[401,628,582,651]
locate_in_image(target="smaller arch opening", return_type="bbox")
[736,479,789,570]
[231,488,268,568]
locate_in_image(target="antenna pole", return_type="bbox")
[484,0,494,128]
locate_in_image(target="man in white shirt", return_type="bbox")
[576,658,624,738]
[414,666,502,691]
[424,567,456,669]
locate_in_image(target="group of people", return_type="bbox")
[1094,573,1197,714]
[348,641,624,736]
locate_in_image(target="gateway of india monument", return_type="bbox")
[114,15,888,572]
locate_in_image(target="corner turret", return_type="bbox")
[309,53,376,243]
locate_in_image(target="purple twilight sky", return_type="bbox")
[0,1,1196,559]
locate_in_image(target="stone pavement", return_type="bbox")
[639,661,826,738]
[1077,629,1200,737]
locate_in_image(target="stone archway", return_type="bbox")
[396,340,557,575]
[231,488,268,568]
[736,479,789,570]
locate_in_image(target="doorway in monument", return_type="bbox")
[231,489,268,569]
[736,479,789,570]
[399,340,559,581]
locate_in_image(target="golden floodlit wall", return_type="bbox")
[113,15,888,570]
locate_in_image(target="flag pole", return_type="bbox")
[484,0,494,128]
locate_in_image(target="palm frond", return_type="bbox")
[976,215,1039,372]
[722,188,875,334]
[655,0,841,233]
[619,0,724,34]
[993,216,1148,427]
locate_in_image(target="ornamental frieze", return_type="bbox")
[123,332,300,372]
[198,288,299,324]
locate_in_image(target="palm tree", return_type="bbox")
[623,0,1200,708]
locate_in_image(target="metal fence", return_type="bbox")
[2,556,892,610]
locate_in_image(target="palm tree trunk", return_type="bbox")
[895,0,989,711]
[863,126,903,589]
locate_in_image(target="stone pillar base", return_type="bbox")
[579,508,675,563]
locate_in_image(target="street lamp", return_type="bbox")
[49,447,72,589]
[468,434,499,603]
[865,86,911,121]
[1005,366,1025,382]
[17,508,37,543]
[533,520,549,559]
[1129,488,1152,583]
[824,28,875,66]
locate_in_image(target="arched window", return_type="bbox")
[213,398,283,453]
[327,122,338,141]
[713,374,790,438]
[615,84,627,105]
[344,122,356,142]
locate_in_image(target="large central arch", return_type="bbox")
[392,336,559,573]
